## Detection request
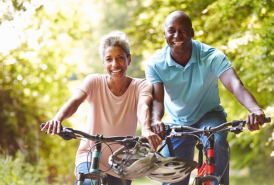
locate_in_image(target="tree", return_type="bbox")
[0,0,92,183]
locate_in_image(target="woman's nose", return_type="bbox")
[112,59,119,66]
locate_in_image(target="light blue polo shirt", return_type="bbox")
[145,40,233,126]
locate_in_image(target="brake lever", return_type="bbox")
[230,122,245,134]
[42,124,76,140]
[57,127,76,140]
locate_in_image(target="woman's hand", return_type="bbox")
[41,120,62,136]
[142,128,162,152]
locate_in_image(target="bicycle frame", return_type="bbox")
[77,142,107,185]
[41,124,150,185]
[164,135,223,185]
[194,135,224,185]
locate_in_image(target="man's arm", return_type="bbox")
[219,68,265,131]
[41,89,87,135]
[150,82,166,139]
[137,95,162,152]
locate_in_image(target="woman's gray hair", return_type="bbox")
[99,30,130,59]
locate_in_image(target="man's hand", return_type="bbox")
[41,120,62,136]
[246,109,265,131]
[151,120,165,140]
[142,128,162,152]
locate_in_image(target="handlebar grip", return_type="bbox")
[141,137,149,143]
[265,117,271,123]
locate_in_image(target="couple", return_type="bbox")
[41,11,266,185]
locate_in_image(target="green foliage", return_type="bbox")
[0,151,76,185]
[0,0,88,183]
[0,152,48,185]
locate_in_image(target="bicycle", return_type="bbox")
[41,123,198,185]
[157,117,271,185]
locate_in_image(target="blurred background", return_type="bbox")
[0,0,274,184]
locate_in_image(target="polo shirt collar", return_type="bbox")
[166,40,197,69]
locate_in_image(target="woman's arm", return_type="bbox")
[219,68,265,131]
[41,89,87,135]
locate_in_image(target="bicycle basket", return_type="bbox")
[148,152,198,183]
[108,143,159,179]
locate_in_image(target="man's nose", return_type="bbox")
[173,31,179,38]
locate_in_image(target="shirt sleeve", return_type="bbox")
[145,62,163,84]
[77,74,99,99]
[211,50,233,77]
[137,79,153,98]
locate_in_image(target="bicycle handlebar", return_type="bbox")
[40,123,149,148]
[165,117,271,139]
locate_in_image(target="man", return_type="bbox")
[145,10,265,185]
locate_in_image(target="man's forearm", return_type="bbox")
[233,85,263,113]
[151,100,165,122]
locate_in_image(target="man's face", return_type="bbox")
[164,15,194,56]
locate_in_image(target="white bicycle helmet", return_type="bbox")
[109,141,198,183]
[108,142,159,179]
[148,152,198,183]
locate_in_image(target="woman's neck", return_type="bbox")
[106,76,132,96]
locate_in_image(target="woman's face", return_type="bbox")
[103,46,131,80]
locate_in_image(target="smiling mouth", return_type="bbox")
[112,69,122,74]
[173,41,184,46]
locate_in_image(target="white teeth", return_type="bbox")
[174,41,183,45]
[112,69,122,73]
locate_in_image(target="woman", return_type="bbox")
[41,30,161,185]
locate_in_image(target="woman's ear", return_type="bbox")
[127,54,132,66]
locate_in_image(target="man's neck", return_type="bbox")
[171,49,192,67]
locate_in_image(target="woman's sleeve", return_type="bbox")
[137,79,153,98]
[77,74,99,99]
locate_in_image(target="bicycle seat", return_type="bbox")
[148,152,198,183]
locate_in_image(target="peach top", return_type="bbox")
[75,74,152,178]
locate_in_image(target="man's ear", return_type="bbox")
[164,30,166,39]
[191,28,194,38]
